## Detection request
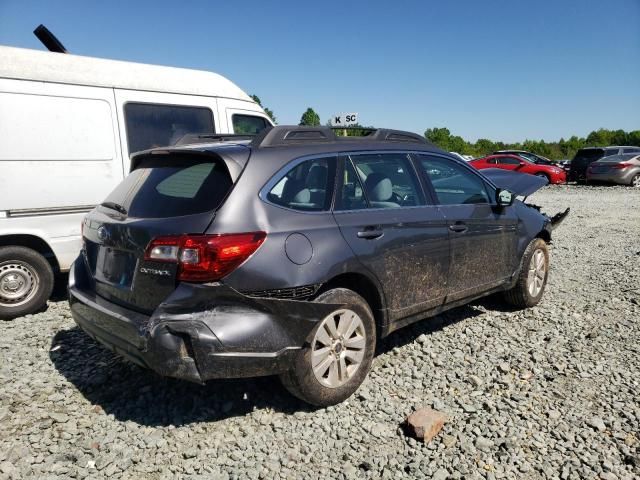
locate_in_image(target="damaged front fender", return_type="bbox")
[548,207,570,230]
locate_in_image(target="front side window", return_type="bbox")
[267,157,335,211]
[417,155,491,205]
[124,103,214,154]
[232,114,268,134]
[345,153,425,209]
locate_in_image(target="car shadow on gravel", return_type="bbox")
[49,327,318,427]
[49,297,508,426]
[376,303,486,355]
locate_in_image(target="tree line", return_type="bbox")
[252,97,639,160]
[424,127,640,160]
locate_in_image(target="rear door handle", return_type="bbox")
[449,222,468,233]
[357,227,384,239]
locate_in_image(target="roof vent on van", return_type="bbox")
[33,24,68,53]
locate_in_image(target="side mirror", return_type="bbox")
[496,189,514,207]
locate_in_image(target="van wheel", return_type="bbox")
[0,246,54,320]
[503,238,549,308]
[279,288,376,406]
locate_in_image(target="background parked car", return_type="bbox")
[449,151,472,162]
[586,153,640,187]
[558,159,571,173]
[568,146,640,182]
[494,150,554,165]
[471,154,567,184]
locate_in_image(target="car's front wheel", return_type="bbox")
[503,238,549,308]
[279,288,376,406]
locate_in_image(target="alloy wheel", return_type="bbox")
[311,309,366,388]
[527,249,546,297]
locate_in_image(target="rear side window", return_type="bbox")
[622,148,640,154]
[124,103,214,154]
[267,157,336,211]
[103,155,231,218]
[498,156,522,165]
[417,155,491,205]
[232,114,268,134]
[604,148,619,157]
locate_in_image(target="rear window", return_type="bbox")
[103,155,231,218]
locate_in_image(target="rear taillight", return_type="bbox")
[145,232,266,282]
[612,162,631,170]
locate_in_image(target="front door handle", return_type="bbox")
[449,222,468,233]
[357,227,384,239]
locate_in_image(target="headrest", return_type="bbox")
[306,165,328,189]
[364,172,393,201]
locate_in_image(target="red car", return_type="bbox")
[470,154,566,184]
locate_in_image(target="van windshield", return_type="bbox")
[101,155,232,218]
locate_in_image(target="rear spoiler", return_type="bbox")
[174,133,255,146]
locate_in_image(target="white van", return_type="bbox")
[0,46,273,318]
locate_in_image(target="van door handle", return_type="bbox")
[357,227,384,239]
[449,222,468,233]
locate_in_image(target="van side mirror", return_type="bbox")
[496,189,514,207]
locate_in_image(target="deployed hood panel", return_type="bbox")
[480,168,548,197]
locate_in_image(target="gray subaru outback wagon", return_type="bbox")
[69,126,568,406]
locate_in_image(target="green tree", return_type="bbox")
[250,94,277,123]
[424,127,452,150]
[299,107,321,126]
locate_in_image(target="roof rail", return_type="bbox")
[252,125,427,148]
[174,133,255,146]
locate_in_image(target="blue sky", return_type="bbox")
[1,0,638,142]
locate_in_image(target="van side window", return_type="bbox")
[267,157,336,211]
[232,114,268,134]
[124,103,214,154]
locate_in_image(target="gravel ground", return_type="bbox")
[1,185,639,480]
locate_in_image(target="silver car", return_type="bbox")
[587,154,640,187]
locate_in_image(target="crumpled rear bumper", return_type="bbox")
[68,258,337,384]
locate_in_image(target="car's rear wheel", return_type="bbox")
[279,288,376,406]
[0,246,54,320]
[503,238,549,308]
[631,173,640,188]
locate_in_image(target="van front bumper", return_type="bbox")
[68,260,335,384]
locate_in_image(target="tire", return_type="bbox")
[279,288,376,406]
[631,174,640,188]
[535,173,550,183]
[503,238,549,309]
[0,246,54,320]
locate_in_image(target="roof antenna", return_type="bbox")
[33,24,67,53]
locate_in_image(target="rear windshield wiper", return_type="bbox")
[100,201,128,215]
